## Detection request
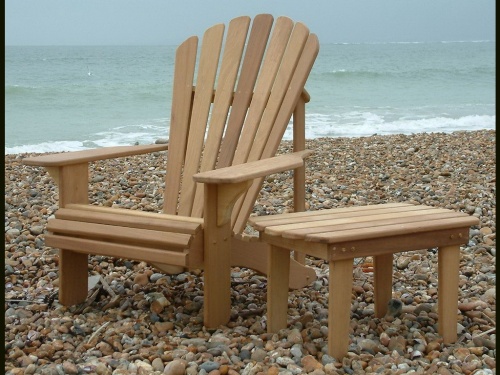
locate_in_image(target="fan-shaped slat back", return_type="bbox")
[177,24,225,216]
[163,36,198,215]
[163,15,319,231]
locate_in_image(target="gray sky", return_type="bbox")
[5,0,495,46]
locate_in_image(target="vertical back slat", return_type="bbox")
[246,22,310,163]
[163,36,198,215]
[233,33,320,233]
[190,16,251,217]
[230,22,310,230]
[230,16,294,166]
[217,14,274,168]
[177,24,225,216]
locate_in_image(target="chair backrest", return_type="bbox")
[162,14,319,234]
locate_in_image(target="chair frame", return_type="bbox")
[23,14,320,328]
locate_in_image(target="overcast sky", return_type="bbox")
[5,0,495,46]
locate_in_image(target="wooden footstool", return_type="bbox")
[248,203,479,359]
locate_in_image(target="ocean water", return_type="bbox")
[5,41,495,154]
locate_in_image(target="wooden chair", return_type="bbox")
[23,14,319,328]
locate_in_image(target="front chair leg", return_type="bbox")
[203,181,251,328]
[48,163,90,306]
[58,250,89,305]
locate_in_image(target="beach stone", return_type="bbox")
[151,358,164,372]
[92,175,106,183]
[414,303,433,315]
[287,329,303,344]
[472,336,496,350]
[301,355,323,372]
[61,361,79,374]
[136,361,153,373]
[473,369,494,375]
[133,273,149,286]
[388,337,406,355]
[150,273,165,282]
[199,361,220,373]
[276,357,295,366]
[251,348,267,362]
[290,343,304,359]
[163,359,186,375]
[155,321,174,333]
[386,299,403,317]
[95,363,110,374]
[380,332,390,347]
[458,300,488,311]
[358,339,379,354]
[29,225,44,235]
[267,367,280,375]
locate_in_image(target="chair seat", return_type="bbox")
[46,204,204,268]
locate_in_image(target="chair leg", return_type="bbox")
[58,250,89,305]
[328,258,354,359]
[373,253,393,318]
[267,245,291,332]
[438,245,460,343]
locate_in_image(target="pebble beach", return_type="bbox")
[5,129,496,374]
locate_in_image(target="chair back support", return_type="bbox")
[163,14,319,233]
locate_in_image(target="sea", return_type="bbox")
[5,41,495,155]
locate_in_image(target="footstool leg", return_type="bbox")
[438,245,460,343]
[373,253,393,318]
[328,258,354,359]
[267,245,291,332]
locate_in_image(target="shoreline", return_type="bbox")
[5,128,496,157]
[5,129,496,374]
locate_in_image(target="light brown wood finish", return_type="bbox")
[178,23,225,216]
[373,253,394,318]
[328,258,354,359]
[22,14,320,329]
[217,14,274,168]
[190,16,251,217]
[23,144,169,167]
[56,207,202,234]
[250,203,479,358]
[54,163,89,306]
[233,32,320,233]
[202,182,251,327]
[163,36,198,215]
[438,245,461,343]
[267,245,292,332]
[229,16,294,167]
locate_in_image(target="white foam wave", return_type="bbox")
[283,113,495,139]
[5,141,93,155]
[6,114,495,154]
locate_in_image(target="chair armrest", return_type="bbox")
[22,144,169,167]
[193,150,313,184]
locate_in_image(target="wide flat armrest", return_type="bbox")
[22,144,169,167]
[193,150,313,184]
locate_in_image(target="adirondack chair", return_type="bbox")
[23,14,319,328]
